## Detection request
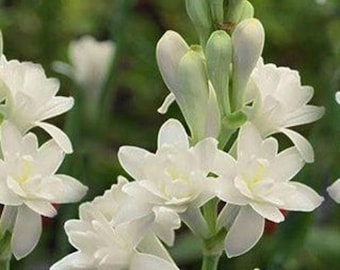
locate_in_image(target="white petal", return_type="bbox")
[156,30,189,94]
[180,207,209,239]
[130,252,179,270]
[50,252,90,270]
[280,128,314,163]
[137,233,175,264]
[336,92,340,104]
[153,207,181,246]
[250,202,284,223]
[205,82,221,138]
[213,150,237,179]
[225,206,264,258]
[191,137,218,172]
[25,200,57,217]
[0,174,22,205]
[280,182,324,211]
[268,147,304,182]
[237,122,262,161]
[284,105,324,128]
[217,204,241,230]
[217,177,248,205]
[40,175,88,203]
[38,96,74,121]
[157,93,176,114]
[118,146,150,180]
[34,139,64,175]
[12,205,42,259]
[157,119,189,149]
[0,121,22,158]
[327,179,340,203]
[36,122,73,154]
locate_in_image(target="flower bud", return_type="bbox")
[177,49,210,141]
[239,1,254,21]
[185,0,213,47]
[209,0,224,25]
[225,0,246,26]
[206,30,232,115]
[231,18,264,111]
[156,31,189,96]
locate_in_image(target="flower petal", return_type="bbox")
[0,121,22,158]
[50,252,90,270]
[280,128,314,163]
[36,121,73,154]
[237,122,262,162]
[40,174,87,203]
[225,206,264,258]
[327,179,340,203]
[157,93,176,114]
[118,146,150,180]
[157,119,189,150]
[38,96,74,121]
[130,251,179,270]
[25,200,57,217]
[250,202,284,223]
[12,205,42,259]
[156,30,189,94]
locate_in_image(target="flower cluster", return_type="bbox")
[52,0,326,269]
[0,31,87,260]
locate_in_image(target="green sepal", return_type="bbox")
[185,0,213,47]
[206,30,232,116]
[223,110,248,132]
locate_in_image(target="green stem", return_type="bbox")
[0,258,10,270]
[201,253,220,270]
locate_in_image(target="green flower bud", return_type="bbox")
[239,1,254,21]
[177,49,210,141]
[185,0,213,47]
[210,0,224,25]
[231,18,264,111]
[225,0,246,27]
[206,30,232,116]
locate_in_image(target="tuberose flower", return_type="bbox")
[0,56,74,153]
[50,179,179,270]
[245,59,325,162]
[327,179,340,203]
[214,122,323,257]
[0,121,87,259]
[118,119,219,244]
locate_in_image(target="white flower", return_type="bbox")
[0,56,74,153]
[118,119,218,243]
[50,180,179,270]
[69,36,115,92]
[327,179,340,203]
[0,121,87,259]
[245,59,325,162]
[214,122,323,258]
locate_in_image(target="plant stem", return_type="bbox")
[0,258,10,270]
[201,253,220,270]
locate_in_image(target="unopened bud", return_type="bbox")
[185,0,213,47]
[239,1,254,21]
[206,30,232,115]
[210,0,224,25]
[231,18,264,111]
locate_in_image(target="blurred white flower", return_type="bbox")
[118,119,218,243]
[245,59,325,162]
[327,179,340,203]
[0,56,74,153]
[335,91,340,104]
[50,179,179,270]
[0,121,87,259]
[214,123,323,258]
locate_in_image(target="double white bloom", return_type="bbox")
[0,122,87,259]
[0,56,74,153]
[246,59,325,162]
[51,178,179,270]
[214,123,323,257]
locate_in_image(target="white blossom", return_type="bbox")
[118,119,218,243]
[214,122,323,257]
[245,59,325,162]
[327,179,340,203]
[0,121,87,259]
[50,178,179,270]
[0,56,74,153]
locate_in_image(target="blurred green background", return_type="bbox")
[0,0,340,269]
